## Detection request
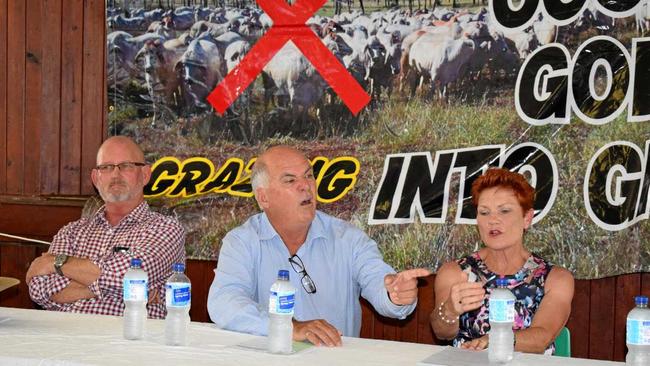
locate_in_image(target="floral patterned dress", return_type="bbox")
[452,252,555,354]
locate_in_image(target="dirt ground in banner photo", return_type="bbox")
[107,1,649,278]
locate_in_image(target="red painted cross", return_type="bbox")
[206,0,371,116]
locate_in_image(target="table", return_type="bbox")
[0,307,624,366]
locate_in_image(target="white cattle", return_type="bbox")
[176,39,224,110]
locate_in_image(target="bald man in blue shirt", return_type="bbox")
[207,145,430,346]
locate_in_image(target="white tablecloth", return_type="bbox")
[0,307,623,366]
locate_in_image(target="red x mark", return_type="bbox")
[206,0,371,116]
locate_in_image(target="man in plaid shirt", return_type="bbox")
[26,136,185,319]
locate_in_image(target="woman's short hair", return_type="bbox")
[471,167,535,212]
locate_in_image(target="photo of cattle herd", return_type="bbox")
[106,0,650,278]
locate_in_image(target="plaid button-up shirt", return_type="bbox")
[28,201,185,319]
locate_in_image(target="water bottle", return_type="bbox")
[165,263,191,346]
[488,278,515,364]
[626,296,650,366]
[268,269,295,354]
[123,258,148,340]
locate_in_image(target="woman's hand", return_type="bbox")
[461,334,489,350]
[446,271,486,315]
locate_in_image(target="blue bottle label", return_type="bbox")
[123,279,148,302]
[165,283,191,307]
[269,291,295,315]
[626,319,650,345]
[489,299,515,322]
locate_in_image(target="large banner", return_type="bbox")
[106,0,650,279]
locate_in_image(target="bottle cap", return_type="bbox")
[496,278,508,287]
[634,296,648,305]
[173,263,185,272]
[130,258,142,267]
[278,270,290,281]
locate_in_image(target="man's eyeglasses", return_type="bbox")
[288,254,317,294]
[95,162,146,173]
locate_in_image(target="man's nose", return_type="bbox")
[109,166,124,176]
[296,176,311,191]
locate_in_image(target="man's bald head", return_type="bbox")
[251,145,309,192]
[96,136,145,165]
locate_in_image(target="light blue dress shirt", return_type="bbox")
[207,210,416,337]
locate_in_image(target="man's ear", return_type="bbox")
[91,168,99,189]
[141,165,152,186]
[255,187,269,209]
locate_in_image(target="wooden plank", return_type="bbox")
[588,277,616,360]
[642,273,650,297]
[23,0,43,194]
[80,0,105,195]
[566,279,590,359]
[39,0,62,194]
[59,0,84,194]
[613,274,640,361]
[0,243,45,309]
[0,203,82,241]
[372,305,386,340]
[416,274,435,344]
[5,0,26,194]
[381,316,399,341]
[360,298,373,338]
[0,0,7,193]
[398,305,418,343]
[186,259,215,323]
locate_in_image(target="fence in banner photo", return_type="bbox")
[106,0,650,279]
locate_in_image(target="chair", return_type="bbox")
[554,327,571,357]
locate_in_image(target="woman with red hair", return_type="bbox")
[430,167,574,354]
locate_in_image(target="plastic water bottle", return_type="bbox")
[268,269,295,354]
[626,296,650,366]
[123,258,148,340]
[165,263,191,346]
[489,278,515,364]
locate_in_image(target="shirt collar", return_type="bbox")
[94,201,150,227]
[258,210,327,244]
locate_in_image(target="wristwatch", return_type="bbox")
[53,254,69,276]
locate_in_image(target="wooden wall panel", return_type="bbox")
[186,259,215,323]
[399,303,419,343]
[24,0,43,195]
[81,0,106,195]
[589,277,616,360]
[0,243,48,308]
[567,279,590,359]
[39,0,62,194]
[6,0,25,194]
[0,202,83,241]
[59,0,84,195]
[417,275,435,344]
[613,274,640,361]
[360,298,373,338]
[0,0,7,192]
[642,273,650,297]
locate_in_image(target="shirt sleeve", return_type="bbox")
[27,221,80,308]
[87,216,186,314]
[207,230,269,336]
[28,274,72,310]
[352,230,416,319]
